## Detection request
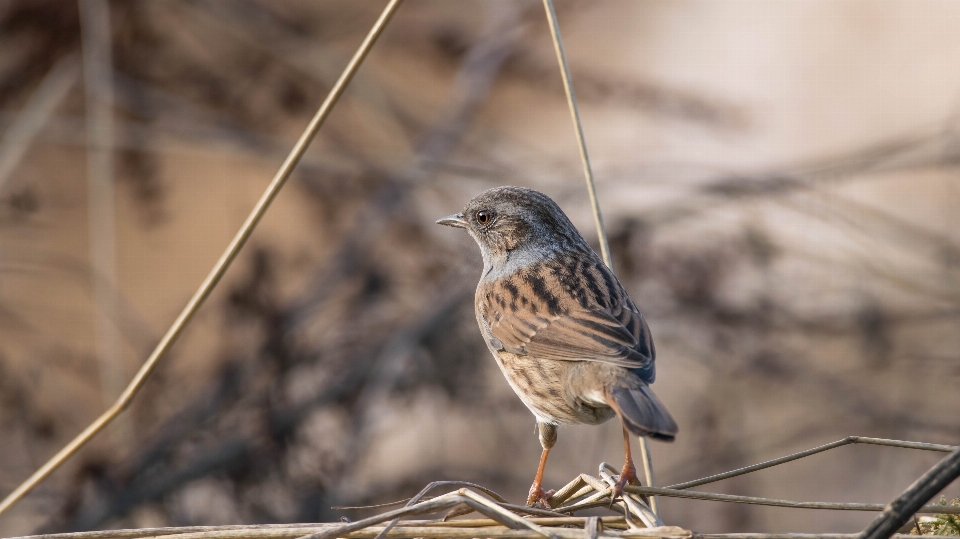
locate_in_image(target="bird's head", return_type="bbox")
[437,186,587,267]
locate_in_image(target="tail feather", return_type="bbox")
[605,385,678,442]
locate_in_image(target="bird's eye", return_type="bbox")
[476,210,491,224]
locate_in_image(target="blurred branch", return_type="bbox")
[58,285,468,530]
[0,53,79,193]
[1,254,159,354]
[181,0,413,143]
[44,5,524,527]
[643,129,958,229]
[289,1,524,322]
[0,0,403,519]
[79,0,130,447]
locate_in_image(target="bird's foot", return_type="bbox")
[610,461,639,507]
[526,484,556,508]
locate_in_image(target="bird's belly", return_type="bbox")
[490,351,614,426]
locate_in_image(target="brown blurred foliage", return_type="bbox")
[0,1,958,537]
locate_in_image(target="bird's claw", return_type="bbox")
[609,463,640,507]
[526,485,556,508]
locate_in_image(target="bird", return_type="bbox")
[437,186,677,508]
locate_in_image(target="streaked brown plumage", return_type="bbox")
[437,186,677,507]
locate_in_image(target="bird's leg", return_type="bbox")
[527,446,554,507]
[527,422,557,508]
[612,423,640,504]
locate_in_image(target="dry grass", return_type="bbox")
[0,2,956,533]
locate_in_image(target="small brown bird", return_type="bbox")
[437,186,677,507]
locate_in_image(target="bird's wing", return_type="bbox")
[491,307,650,366]
[481,266,655,380]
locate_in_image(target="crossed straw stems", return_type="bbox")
[5,436,960,539]
[6,464,960,539]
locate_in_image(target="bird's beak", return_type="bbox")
[436,213,467,229]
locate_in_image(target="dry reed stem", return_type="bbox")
[372,481,511,539]
[541,1,662,515]
[548,476,589,507]
[6,518,631,539]
[541,0,611,266]
[333,527,689,539]
[667,437,958,491]
[6,440,960,539]
[557,494,610,513]
[79,0,132,450]
[0,53,79,192]
[696,536,958,539]
[0,0,404,519]
[597,466,662,528]
[7,528,959,539]
[297,490,563,539]
[621,486,960,515]
[11,527,692,539]
[637,435,659,515]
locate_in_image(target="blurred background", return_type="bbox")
[1,0,959,535]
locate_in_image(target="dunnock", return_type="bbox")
[437,186,677,507]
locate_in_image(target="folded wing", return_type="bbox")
[481,261,656,383]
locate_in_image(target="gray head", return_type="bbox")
[436,186,591,267]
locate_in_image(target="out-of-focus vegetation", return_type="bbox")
[0,1,958,537]
[912,498,960,536]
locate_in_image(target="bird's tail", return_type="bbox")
[604,384,678,442]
